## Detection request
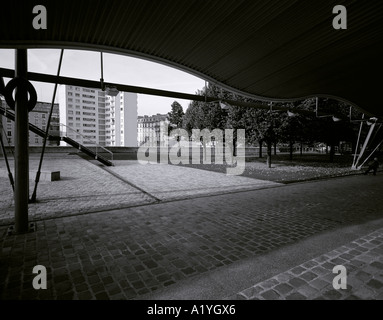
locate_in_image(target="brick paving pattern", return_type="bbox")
[0,156,155,225]
[107,160,281,201]
[234,228,383,300]
[0,155,383,300]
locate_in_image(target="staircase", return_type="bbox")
[61,136,113,166]
[0,104,113,166]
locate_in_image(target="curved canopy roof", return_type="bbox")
[0,0,382,117]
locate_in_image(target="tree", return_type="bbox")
[168,101,184,129]
[252,109,280,168]
[314,99,357,162]
[277,99,317,160]
[167,101,185,144]
[183,83,230,160]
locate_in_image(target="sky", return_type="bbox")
[0,49,206,116]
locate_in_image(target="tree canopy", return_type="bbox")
[173,83,363,164]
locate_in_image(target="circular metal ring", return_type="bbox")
[0,77,5,95]
[3,77,37,112]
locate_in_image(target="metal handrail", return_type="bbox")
[59,123,113,162]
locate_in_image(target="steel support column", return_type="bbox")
[14,49,29,233]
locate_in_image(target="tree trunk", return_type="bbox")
[289,140,293,161]
[258,140,263,158]
[274,142,277,156]
[329,143,335,163]
[300,142,303,156]
[233,137,237,157]
[266,141,272,168]
[202,141,206,161]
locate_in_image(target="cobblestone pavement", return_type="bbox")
[233,228,383,300]
[0,155,383,300]
[0,156,156,225]
[106,160,281,201]
[0,158,280,225]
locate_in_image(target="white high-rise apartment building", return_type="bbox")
[59,85,137,147]
[105,93,138,147]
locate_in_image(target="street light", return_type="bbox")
[287,110,297,117]
[105,86,119,97]
[100,52,120,97]
[332,116,342,122]
[315,97,343,122]
[219,101,230,110]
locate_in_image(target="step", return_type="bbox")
[0,169,60,181]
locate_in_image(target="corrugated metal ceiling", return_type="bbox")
[0,0,382,116]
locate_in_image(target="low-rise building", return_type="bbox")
[137,113,169,146]
[0,98,60,146]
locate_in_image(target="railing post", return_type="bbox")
[14,49,29,233]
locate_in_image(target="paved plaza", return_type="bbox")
[0,153,383,300]
[234,227,383,300]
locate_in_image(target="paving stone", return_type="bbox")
[322,289,343,300]
[326,250,341,258]
[344,295,361,300]
[339,253,355,261]
[311,266,330,276]
[313,255,330,264]
[288,277,307,288]
[370,261,383,270]
[260,278,279,290]
[285,292,307,300]
[355,254,378,264]
[290,266,306,275]
[301,260,319,269]
[310,278,331,291]
[93,291,109,300]
[352,286,376,300]
[273,283,294,295]
[181,267,196,275]
[75,283,89,293]
[273,273,294,283]
[77,290,94,300]
[2,158,383,301]
[261,289,280,300]
[242,285,265,299]
[300,271,318,282]
[355,270,372,282]
[236,293,250,300]
[297,284,320,298]
[366,279,383,290]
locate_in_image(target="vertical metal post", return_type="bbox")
[355,122,376,170]
[14,49,29,233]
[351,114,364,169]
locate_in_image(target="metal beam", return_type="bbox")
[0,67,317,116]
[14,49,29,233]
[354,122,376,170]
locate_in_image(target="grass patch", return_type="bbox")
[175,153,364,183]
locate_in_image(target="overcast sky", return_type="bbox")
[0,49,205,116]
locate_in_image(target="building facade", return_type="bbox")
[0,98,60,146]
[105,92,138,147]
[137,113,169,146]
[59,85,138,147]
